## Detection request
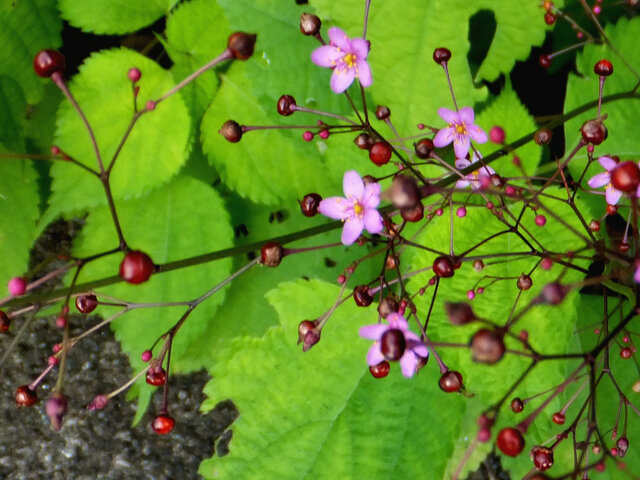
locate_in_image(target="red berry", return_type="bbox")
[219,120,243,143]
[606,204,618,215]
[531,445,554,471]
[439,370,463,393]
[151,413,175,435]
[433,47,452,64]
[353,285,373,307]
[375,105,391,120]
[380,329,406,361]
[539,54,552,69]
[489,126,505,144]
[620,347,632,359]
[127,67,141,83]
[470,329,505,364]
[8,276,27,296]
[299,12,321,36]
[33,50,65,78]
[300,193,322,217]
[552,412,565,425]
[433,256,454,278]
[0,311,10,333]
[594,59,614,76]
[611,161,640,192]
[535,214,547,226]
[544,12,556,24]
[414,138,434,159]
[227,32,257,60]
[369,141,392,166]
[511,397,524,413]
[497,427,525,457]
[146,367,167,386]
[589,220,601,231]
[15,385,38,407]
[277,95,296,116]
[517,274,533,290]
[354,133,373,150]
[75,294,98,314]
[534,128,552,145]
[581,119,608,145]
[369,361,390,378]
[445,302,475,325]
[119,250,155,284]
[260,242,284,267]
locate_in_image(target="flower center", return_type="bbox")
[353,202,364,216]
[343,53,356,68]
[454,122,468,135]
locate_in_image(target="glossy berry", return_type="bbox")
[594,59,614,77]
[445,302,475,325]
[151,413,175,435]
[497,427,525,457]
[470,329,505,364]
[544,12,556,24]
[620,347,632,359]
[580,119,607,145]
[277,95,296,116]
[401,202,424,222]
[260,242,284,267]
[353,285,373,307]
[369,141,392,166]
[369,361,390,378]
[75,294,98,314]
[433,256,454,278]
[534,128,552,145]
[535,214,547,226]
[33,50,65,78]
[375,105,390,120]
[439,370,463,393]
[119,251,155,284]
[300,193,322,217]
[227,32,257,60]
[219,120,243,143]
[414,138,434,159]
[146,367,167,386]
[517,274,533,290]
[531,445,554,471]
[611,161,640,192]
[299,12,321,36]
[489,126,505,144]
[141,350,153,362]
[127,67,141,83]
[380,329,406,361]
[552,412,565,425]
[354,133,373,150]
[433,47,452,64]
[15,385,38,407]
[0,311,10,333]
[539,54,552,69]
[510,397,524,413]
[298,320,321,352]
[8,276,27,296]
[589,220,601,232]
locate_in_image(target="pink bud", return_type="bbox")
[141,350,153,362]
[302,131,313,142]
[145,100,156,111]
[456,207,467,218]
[489,126,505,144]
[8,277,27,296]
[127,67,141,83]
[45,393,68,431]
[87,394,109,411]
[467,290,475,300]
[535,214,547,226]
[319,129,329,139]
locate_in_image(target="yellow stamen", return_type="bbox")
[344,53,356,68]
[455,122,467,135]
[354,203,364,216]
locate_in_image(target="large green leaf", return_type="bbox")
[58,0,179,34]
[44,48,191,225]
[200,279,465,480]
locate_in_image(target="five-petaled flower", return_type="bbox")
[318,171,383,245]
[455,153,495,190]
[359,312,429,378]
[311,26,372,94]
[433,107,487,159]
[587,156,626,205]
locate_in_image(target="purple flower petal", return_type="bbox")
[342,216,364,245]
[362,182,381,209]
[327,26,350,51]
[399,351,418,378]
[453,136,471,159]
[330,67,356,93]
[433,127,454,148]
[598,156,617,171]
[408,340,429,358]
[311,45,342,68]
[605,186,622,205]
[363,209,383,234]
[437,107,458,124]
[355,58,372,87]
[350,38,370,60]
[456,179,471,189]
[587,172,610,189]
[359,323,388,340]
[343,170,364,199]
[468,124,488,144]
[455,159,471,169]
[458,107,475,125]
[318,197,352,220]
[635,265,640,284]
[386,313,408,331]
[366,342,385,366]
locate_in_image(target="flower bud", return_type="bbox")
[297,320,321,352]
[87,394,109,411]
[8,276,27,296]
[616,436,629,457]
[299,12,321,36]
[227,32,257,60]
[46,393,68,431]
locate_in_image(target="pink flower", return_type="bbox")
[359,312,429,378]
[455,154,495,190]
[318,171,383,245]
[433,107,487,159]
[311,27,372,94]
[635,263,640,284]
[587,156,623,205]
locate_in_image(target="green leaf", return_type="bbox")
[0,77,27,152]
[0,0,62,104]
[58,0,179,34]
[200,279,465,480]
[44,48,191,225]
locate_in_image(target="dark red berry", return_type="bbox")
[510,397,524,413]
[353,285,373,307]
[445,302,475,325]
[369,360,390,378]
[620,347,632,359]
[580,119,608,145]
[380,329,406,361]
[375,105,390,120]
[33,50,65,78]
[594,59,614,77]
[611,161,640,192]
[517,274,533,290]
[151,413,175,435]
[619,242,631,253]
[227,32,257,60]
[470,329,505,364]
[0,311,10,333]
[401,202,424,222]
[298,320,321,352]
[15,385,38,407]
[433,256,454,278]
[75,294,98,314]
[260,242,284,267]
[606,204,618,215]
[531,445,554,471]
[277,95,296,116]
[146,367,167,386]
[299,12,321,36]
[119,250,155,284]
[552,412,565,425]
[534,128,552,145]
[433,47,452,64]
[219,120,243,143]
[497,427,525,457]
[354,133,374,150]
[300,193,322,217]
[439,370,463,393]
[589,220,601,231]
[369,141,392,166]
[539,54,552,69]
[544,12,556,24]
[489,126,505,144]
[414,138,434,159]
